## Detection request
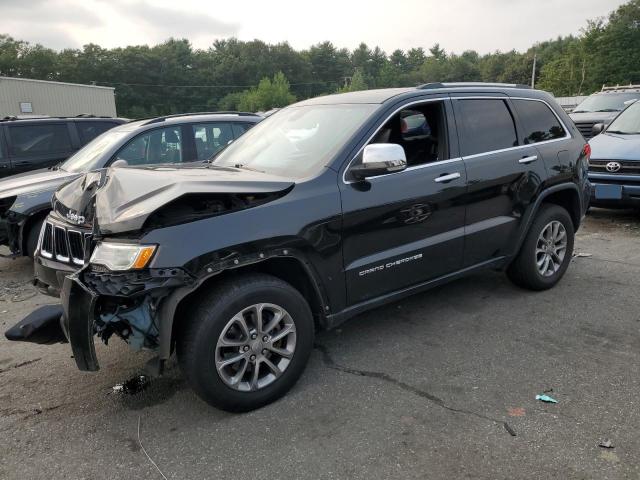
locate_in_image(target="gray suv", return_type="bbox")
[0,112,261,257]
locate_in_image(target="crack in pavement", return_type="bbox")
[314,343,516,437]
[0,358,41,375]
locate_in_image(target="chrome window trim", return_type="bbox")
[362,157,464,183]
[342,95,572,185]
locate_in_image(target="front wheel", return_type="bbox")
[177,273,314,412]
[507,204,575,291]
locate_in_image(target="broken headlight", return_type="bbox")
[90,242,156,271]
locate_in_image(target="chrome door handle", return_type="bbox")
[519,155,538,164]
[434,172,461,183]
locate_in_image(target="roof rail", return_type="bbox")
[417,82,531,90]
[142,111,259,126]
[601,83,640,92]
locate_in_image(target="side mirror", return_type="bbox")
[351,144,407,180]
[111,159,129,168]
[591,123,605,136]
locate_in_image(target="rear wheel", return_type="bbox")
[177,273,314,412]
[507,204,574,290]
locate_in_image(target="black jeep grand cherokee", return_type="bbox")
[23,83,591,412]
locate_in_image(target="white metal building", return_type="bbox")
[0,77,117,117]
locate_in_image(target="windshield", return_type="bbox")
[573,93,639,113]
[61,129,129,172]
[212,104,377,177]
[606,100,640,134]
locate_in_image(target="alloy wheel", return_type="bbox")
[215,303,297,392]
[535,220,567,277]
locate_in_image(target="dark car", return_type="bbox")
[11,83,590,412]
[588,98,640,208]
[0,115,126,176]
[0,112,261,257]
[569,85,640,140]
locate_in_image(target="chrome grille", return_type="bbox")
[589,159,640,175]
[574,121,595,140]
[39,221,90,265]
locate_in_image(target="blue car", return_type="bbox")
[588,100,640,209]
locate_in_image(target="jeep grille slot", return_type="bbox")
[68,230,85,265]
[54,226,70,262]
[40,222,53,259]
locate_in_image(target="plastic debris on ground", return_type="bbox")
[112,375,149,395]
[535,394,558,403]
[599,439,614,449]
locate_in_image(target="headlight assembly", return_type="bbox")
[90,242,156,271]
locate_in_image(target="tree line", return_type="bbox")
[1,0,638,117]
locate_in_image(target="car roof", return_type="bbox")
[0,115,127,124]
[122,112,262,131]
[295,82,541,106]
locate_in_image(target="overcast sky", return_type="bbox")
[1,0,627,54]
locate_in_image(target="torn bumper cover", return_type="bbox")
[60,267,195,371]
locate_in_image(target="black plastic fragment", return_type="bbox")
[4,304,67,344]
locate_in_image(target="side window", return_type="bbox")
[115,127,182,166]
[8,123,72,157]
[192,123,234,160]
[512,99,566,144]
[457,99,518,156]
[77,122,118,144]
[232,123,252,138]
[366,101,448,167]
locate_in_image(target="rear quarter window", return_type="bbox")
[77,121,120,144]
[457,99,518,156]
[8,123,72,157]
[512,99,566,144]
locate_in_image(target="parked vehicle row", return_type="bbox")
[4,83,591,413]
[0,112,261,258]
[7,80,640,413]
[569,84,640,140]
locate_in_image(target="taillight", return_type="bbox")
[582,143,591,160]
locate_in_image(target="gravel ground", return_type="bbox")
[0,208,639,480]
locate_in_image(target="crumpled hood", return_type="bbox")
[0,168,80,199]
[589,132,640,161]
[54,165,295,234]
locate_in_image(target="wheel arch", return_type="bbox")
[19,208,50,256]
[159,254,330,360]
[513,183,582,256]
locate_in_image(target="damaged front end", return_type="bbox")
[60,266,195,371]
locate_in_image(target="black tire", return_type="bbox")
[177,273,314,412]
[25,218,44,258]
[507,204,575,291]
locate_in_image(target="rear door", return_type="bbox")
[340,97,467,305]
[6,122,76,174]
[75,121,122,146]
[452,97,546,267]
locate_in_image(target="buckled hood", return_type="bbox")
[53,165,295,234]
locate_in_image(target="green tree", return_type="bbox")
[236,72,296,111]
[337,68,368,93]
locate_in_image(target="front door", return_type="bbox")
[340,98,467,305]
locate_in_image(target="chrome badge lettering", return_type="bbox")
[358,253,423,276]
[66,211,86,225]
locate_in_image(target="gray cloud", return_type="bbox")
[2,0,104,28]
[113,0,239,37]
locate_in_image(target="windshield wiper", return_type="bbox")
[233,163,265,173]
[572,110,588,113]
[607,130,633,135]
[48,162,62,171]
[595,109,620,113]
